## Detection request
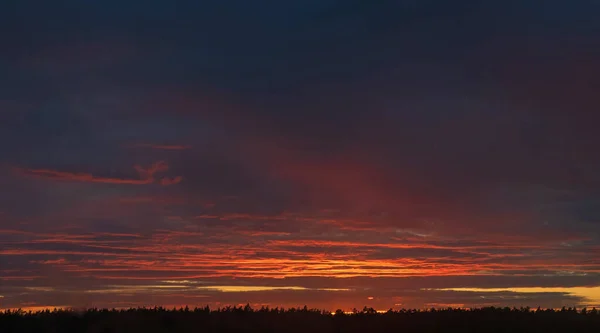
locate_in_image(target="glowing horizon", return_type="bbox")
[1,0,599,312]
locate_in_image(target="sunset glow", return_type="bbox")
[1,0,599,312]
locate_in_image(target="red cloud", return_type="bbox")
[16,161,182,186]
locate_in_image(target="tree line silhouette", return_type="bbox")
[2,305,599,332]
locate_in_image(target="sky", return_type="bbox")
[1,0,600,311]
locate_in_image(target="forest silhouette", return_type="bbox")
[2,305,599,333]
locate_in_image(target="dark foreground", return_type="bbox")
[2,306,599,333]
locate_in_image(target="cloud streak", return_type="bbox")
[15,161,181,186]
[126,143,192,150]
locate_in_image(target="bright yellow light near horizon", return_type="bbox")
[330,310,389,315]
[24,287,55,292]
[1,305,70,312]
[197,286,305,292]
[195,285,350,292]
[426,287,600,306]
[162,280,205,284]
[84,285,189,294]
[19,283,351,295]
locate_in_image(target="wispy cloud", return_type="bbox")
[194,285,350,292]
[15,161,182,186]
[126,143,192,150]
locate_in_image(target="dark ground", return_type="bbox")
[2,306,599,333]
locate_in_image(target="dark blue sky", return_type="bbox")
[1,1,600,311]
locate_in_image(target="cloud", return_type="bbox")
[194,285,350,293]
[15,168,154,185]
[160,176,183,186]
[126,143,192,150]
[15,161,182,186]
[1,0,600,311]
[426,287,600,308]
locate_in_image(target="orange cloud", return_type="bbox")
[0,305,72,312]
[4,226,595,282]
[15,161,182,186]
